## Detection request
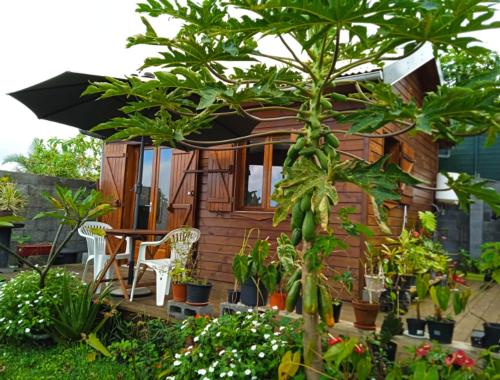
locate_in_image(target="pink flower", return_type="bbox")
[354,344,365,355]
[463,357,475,368]
[416,343,431,358]
[452,274,467,286]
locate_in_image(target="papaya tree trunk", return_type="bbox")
[302,242,323,379]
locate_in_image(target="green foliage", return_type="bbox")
[0,343,135,380]
[323,337,372,380]
[479,242,500,284]
[162,310,301,379]
[35,185,114,227]
[441,48,499,87]
[0,269,85,340]
[3,134,102,181]
[50,280,114,342]
[0,177,27,215]
[418,211,436,233]
[429,284,471,321]
[445,172,500,215]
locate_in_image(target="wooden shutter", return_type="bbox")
[99,143,131,228]
[399,142,415,203]
[207,148,235,212]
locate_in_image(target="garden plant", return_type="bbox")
[85,0,500,378]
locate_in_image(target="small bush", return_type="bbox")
[0,268,84,340]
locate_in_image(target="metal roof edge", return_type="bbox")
[382,43,436,85]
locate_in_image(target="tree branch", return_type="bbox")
[278,34,317,80]
[250,52,305,72]
[179,140,293,151]
[184,129,303,145]
[323,28,341,86]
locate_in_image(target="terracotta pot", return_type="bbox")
[172,283,187,302]
[352,300,379,330]
[269,291,287,310]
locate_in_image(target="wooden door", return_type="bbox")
[167,150,199,231]
[99,143,131,228]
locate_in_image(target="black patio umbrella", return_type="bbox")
[8,71,257,141]
[9,71,258,287]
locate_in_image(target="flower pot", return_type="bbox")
[295,296,302,315]
[352,300,379,330]
[30,332,53,347]
[483,322,500,351]
[172,283,187,302]
[186,282,212,306]
[333,301,342,323]
[227,289,241,304]
[240,278,268,307]
[427,319,455,344]
[269,291,287,310]
[406,318,427,337]
[365,274,385,291]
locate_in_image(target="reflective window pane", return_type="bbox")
[270,142,288,207]
[155,148,172,230]
[138,149,154,229]
[243,143,264,207]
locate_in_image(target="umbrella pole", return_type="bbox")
[129,137,145,285]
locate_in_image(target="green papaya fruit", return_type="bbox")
[315,149,329,170]
[291,228,302,246]
[325,132,340,148]
[291,203,304,230]
[331,93,348,102]
[300,193,312,213]
[287,268,302,290]
[286,280,301,312]
[318,284,334,327]
[302,210,316,242]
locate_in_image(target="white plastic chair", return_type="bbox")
[130,227,200,306]
[78,221,131,286]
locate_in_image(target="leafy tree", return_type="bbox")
[3,134,102,181]
[440,47,499,86]
[84,1,500,378]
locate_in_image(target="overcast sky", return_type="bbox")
[1,1,499,171]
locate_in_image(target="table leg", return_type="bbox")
[127,237,136,285]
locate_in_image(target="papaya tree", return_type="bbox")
[84,1,500,378]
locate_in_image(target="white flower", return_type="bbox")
[246,315,252,320]
[197,369,207,375]
[203,378,210,380]
[279,326,285,331]
[216,331,221,337]
[236,311,241,315]
[219,350,225,356]
[0,318,4,322]
[38,319,44,323]
[272,344,278,351]
[252,376,258,380]
[258,352,265,358]
[213,361,219,367]
[274,332,280,336]
[166,376,175,380]
[231,349,237,353]
[245,369,252,375]
[194,336,199,342]
[230,363,235,368]
[17,320,22,324]
[250,345,256,351]
[25,328,30,333]
[228,371,234,377]
[173,360,182,366]
[187,345,193,350]
[247,308,253,312]
[251,328,256,333]
[263,334,270,339]
[184,351,190,356]
[181,324,187,330]
[175,353,181,359]
[201,331,206,336]
[220,372,226,378]
[199,353,204,358]
[271,339,277,345]
[209,367,215,373]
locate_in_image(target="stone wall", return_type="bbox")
[0,170,96,259]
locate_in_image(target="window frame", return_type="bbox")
[236,137,287,211]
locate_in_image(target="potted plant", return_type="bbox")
[185,278,213,306]
[229,229,259,304]
[427,281,471,344]
[170,261,191,302]
[331,270,353,323]
[233,235,276,307]
[406,273,430,337]
[370,310,404,363]
[477,242,500,350]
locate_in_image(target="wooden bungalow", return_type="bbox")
[98,45,442,296]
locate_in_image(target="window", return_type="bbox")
[238,138,289,210]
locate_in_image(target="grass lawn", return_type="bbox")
[0,343,135,380]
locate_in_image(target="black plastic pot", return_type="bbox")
[483,322,500,351]
[406,318,427,337]
[369,341,397,362]
[427,319,455,344]
[240,278,268,307]
[227,289,241,304]
[333,301,342,323]
[186,282,213,306]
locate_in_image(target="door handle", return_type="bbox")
[187,191,195,196]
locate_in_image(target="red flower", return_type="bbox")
[354,344,365,355]
[328,337,343,346]
[452,274,467,285]
[463,357,475,368]
[445,353,456,367]
[454,350,467,366]
[416,343,432,358]
[412,231,420,238]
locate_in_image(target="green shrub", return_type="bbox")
[0,268,84,340]
[162,310,301,379]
